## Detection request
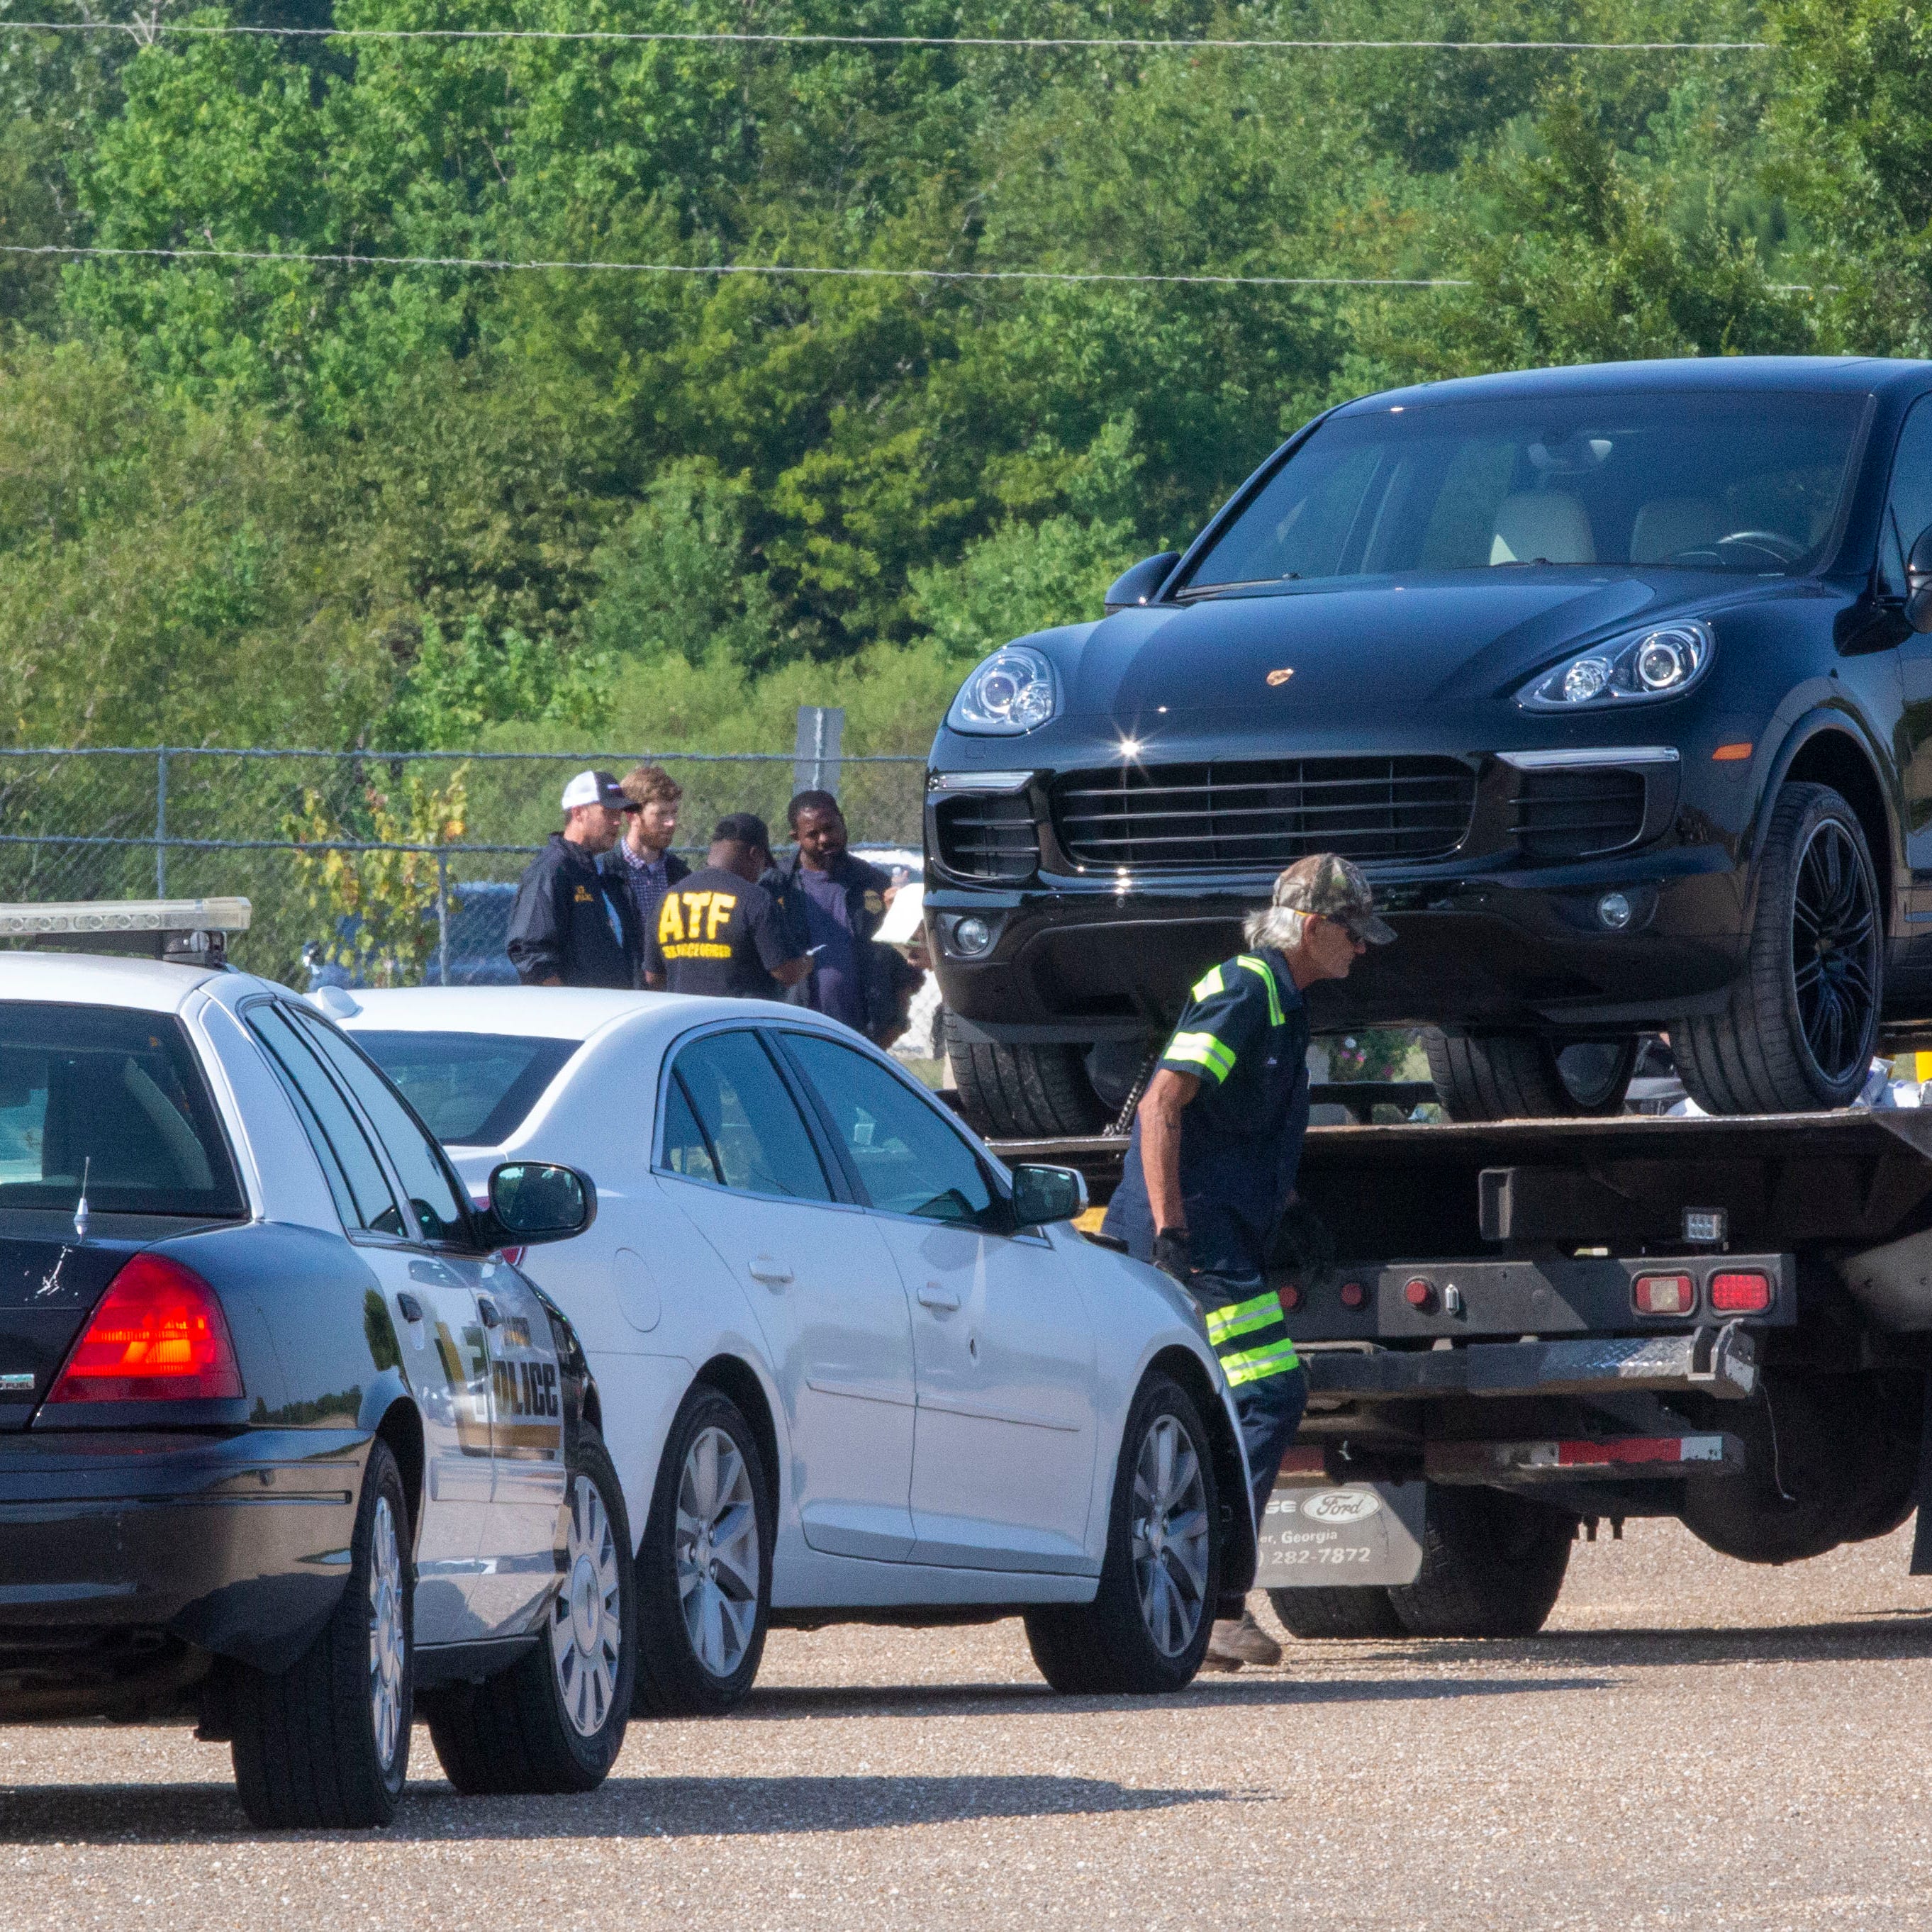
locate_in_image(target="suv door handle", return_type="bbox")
[748,1257,794,1286]
[476,1297,501,1328]
[917,1283,961,1312]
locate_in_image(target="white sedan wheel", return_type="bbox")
[675,1426,761,1680]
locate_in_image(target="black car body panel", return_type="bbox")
[0,977,601,1726]
[926,357,1932,1043]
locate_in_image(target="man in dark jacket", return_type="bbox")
[762,790,898,1040]
[506,769,642,988]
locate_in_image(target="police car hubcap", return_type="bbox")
[675,1426,760,1681]
[549,1475,622,1738]
[1130,1414,1210,1659]
[367,1495,405,1770]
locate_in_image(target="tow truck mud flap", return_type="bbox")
[1256,1479,1426,1589]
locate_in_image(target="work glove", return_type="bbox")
[1151,1228,1193,1283]
[1271,1201,1337,1285]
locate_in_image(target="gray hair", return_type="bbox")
[1244,904,1313,951]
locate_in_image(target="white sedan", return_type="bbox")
[328,985,1253,1706]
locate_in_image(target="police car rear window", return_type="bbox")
[351,1032,579,1147]
[0,1004,245,1216]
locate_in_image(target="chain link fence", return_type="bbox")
[0,746,927,985]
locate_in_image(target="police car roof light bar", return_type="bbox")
[0,897,252,965]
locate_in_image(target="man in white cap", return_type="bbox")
[506,769,643,988]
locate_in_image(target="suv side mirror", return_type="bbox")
[1908,526,1932,633]
[1102,552,1181,615]
[1010,1163,1088,1228]
[481,1161,597,1248]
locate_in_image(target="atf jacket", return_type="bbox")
[506,834,642,988]
[761,848,898,1039]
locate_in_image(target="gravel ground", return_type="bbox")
[7,1518,1932,1931]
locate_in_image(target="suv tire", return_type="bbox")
[1023,1374,1221,1694]
[1386,1486,1573,1638]
[946,1017,1107,1139]
[1673,782,1882,1114]
[424,1429,635,1794]
[230,1438,413,1828]
[1424,1031,1636,1120]
[633,1387,773,1718]
[1267,1585,1406,1639]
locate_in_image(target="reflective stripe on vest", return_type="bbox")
[1167,1030,1237,1083]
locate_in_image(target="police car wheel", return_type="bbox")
[1024,1373,1220,1695]
[1267,1585,1406,1640]
[424,1429,636,1794]
[230,1437,413,1828]
[634,1387,773,1718]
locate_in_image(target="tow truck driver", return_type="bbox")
[1102,854,1395,1671]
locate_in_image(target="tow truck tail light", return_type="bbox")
[1709,1271,1772,1314]
[46,1253,242,1402]
[1339,1280,1368,1310]
[1634,1273,1695,1316]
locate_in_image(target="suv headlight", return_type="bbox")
[948,646,1059,735]
[1517,620,1714,710]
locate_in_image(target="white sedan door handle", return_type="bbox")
[748,1256,794,1286]
[917,1282,961,1312]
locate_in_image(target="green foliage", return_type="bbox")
[386,618,614,751]
[0,0,1920,753]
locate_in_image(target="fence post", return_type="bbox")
[793,705,845,798]
[154,749,168,897]
[435,850,451,988]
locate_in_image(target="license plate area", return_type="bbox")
[1255,1477,1425,1588]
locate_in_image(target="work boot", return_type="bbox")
[1204,1607,1283,1671]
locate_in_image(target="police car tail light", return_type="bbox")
[46,1253,242,1402]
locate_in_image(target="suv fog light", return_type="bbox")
[952,915,994,957]
[1597,891,1634,929]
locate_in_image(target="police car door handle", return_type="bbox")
[748,1256,794,1286]
[477,1297,501,1328]
[917,1283,961,1312]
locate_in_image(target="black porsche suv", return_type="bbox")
[925,356,1932,1128]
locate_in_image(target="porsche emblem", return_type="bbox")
[1266,667,1295,686]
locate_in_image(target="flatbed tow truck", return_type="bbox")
[990,1104,1932,1640]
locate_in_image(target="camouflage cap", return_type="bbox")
[1272,853,1396,944]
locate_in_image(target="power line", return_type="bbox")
[0,241,1473,287]
[0,21,1771,51]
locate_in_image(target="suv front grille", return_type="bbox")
[1051,756,1475,871]
[932,791,1040,881]
[1511,766,1647,859]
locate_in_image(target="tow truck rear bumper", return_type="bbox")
[1300,1321,1760,1405]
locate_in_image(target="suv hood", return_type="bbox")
[1063,571,1748,727]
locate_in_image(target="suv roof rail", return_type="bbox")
[0,897,251,966]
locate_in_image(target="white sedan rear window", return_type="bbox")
[352,1031,579,1146]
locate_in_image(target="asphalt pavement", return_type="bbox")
[7,1518,1932,1931]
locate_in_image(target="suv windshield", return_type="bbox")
[0,1004,244,1216]
[351,1031,579,1146]
[1183,391,1867,593]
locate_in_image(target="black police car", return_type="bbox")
[926,356,1932,1124]
[0,902,631,1826]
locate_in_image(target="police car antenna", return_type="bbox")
[73,1157,89,1245]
